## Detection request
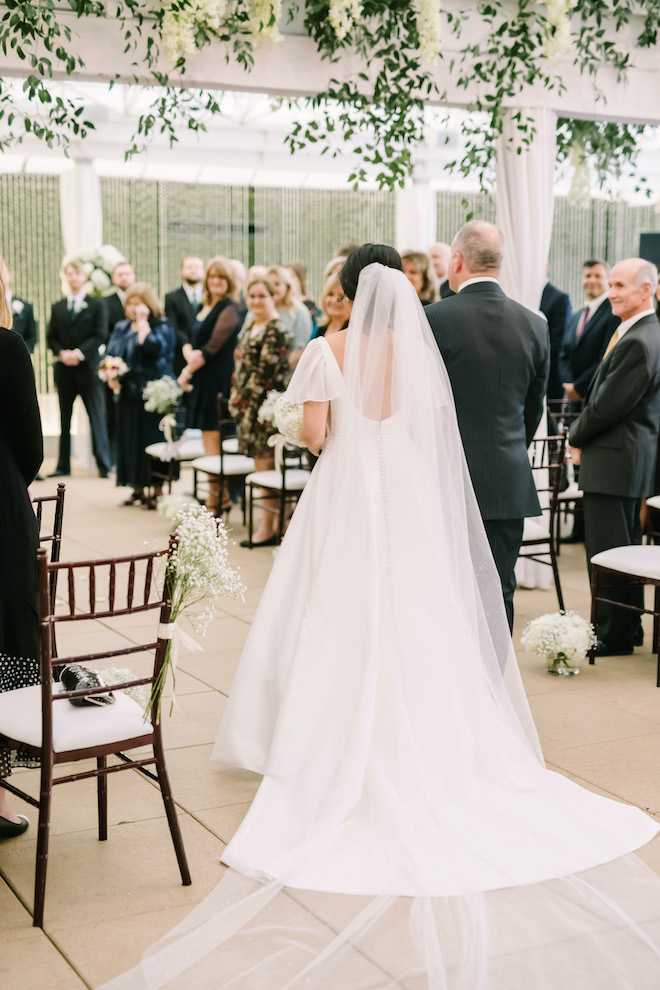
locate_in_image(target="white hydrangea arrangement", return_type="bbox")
[143,376,183,415]
[150,503,246,718]
[62,244,126,297]
[520,611,596,676]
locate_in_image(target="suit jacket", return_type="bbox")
[47,295,108,376]
[103,291,126,334]
[9,297,37,353]
[426,281,549,520]
[439,279,455,300]
[165,286,197,374]
[540,281,571,401]
[558,298,619,399]
[568,313,660,498]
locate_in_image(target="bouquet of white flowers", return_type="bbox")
[520,611,596,676]
[150,503,246,719]
[143,376,183,444]
[98,355,129,382]
[258,390,305,468]
[62,244,126,297]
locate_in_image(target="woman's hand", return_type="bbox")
[182,343,194,364]
[187,349,205,372]
[177,367,194,393]
[133,303,151,343]
[107,377,122,394]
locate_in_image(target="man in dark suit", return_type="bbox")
[2,261,37,353]
[165,255,204,375]
[103,260,135,333]
[426,221,550,630]
[559,260,619,407]
[428,242,454,299]
[540,276,571,403]
[568,258,660,655]
[47,259,111,478]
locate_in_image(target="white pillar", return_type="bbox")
[394,182,437,253]
[495,107,556,310]
[59,158,103,257]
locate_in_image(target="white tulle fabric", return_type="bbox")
[100,265,660,989]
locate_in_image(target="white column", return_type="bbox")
[495,107,556,311]
[59,158,103,257]
[395,182,437,253]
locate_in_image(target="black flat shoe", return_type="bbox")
[0,814,29,839]
[48,469,70,478]
[239,536,279,549]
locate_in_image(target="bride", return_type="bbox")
[103,246,660,989]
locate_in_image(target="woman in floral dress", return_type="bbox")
[229,277,292,547]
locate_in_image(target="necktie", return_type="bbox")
[603,329,619,359]
[576,306,589,338]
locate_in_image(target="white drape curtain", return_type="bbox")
[394,183,437,254]
[496,107,556,310]
[59,159,103,256]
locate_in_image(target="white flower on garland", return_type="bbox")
[249,0,283,46]
[539,0,574,62]
[521,610,596,674]
[162,0,227,61]
[329,0,361,43]
[417,0,442,64]
[62,244,127,298]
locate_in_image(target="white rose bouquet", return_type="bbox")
[520,611,596,676]
[258,390,305,468]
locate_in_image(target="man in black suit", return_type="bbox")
[47,259,111,478]
[426,221,549,630]
[540,276,571,403]
[428,241,454,299]
[568,258,660,656]
[2,261,37,353]
[103,260,135,332]
[559,260,619,408]
[165,255,204,375]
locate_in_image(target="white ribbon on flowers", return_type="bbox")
[267,432,288,471]
[157,621,202,711]
[159,413,178,445]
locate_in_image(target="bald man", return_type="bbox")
[428,242,454,299]
[426,220,549,630]
[569,258,660,655]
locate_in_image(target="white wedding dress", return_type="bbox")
[102,266,660,989]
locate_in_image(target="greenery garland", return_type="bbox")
[0,1,658,192]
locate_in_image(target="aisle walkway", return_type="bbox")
[2,470,660,989]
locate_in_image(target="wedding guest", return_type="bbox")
[104,260,135,331]
[1,260,37,353]
[229,277,292,547]
[0,277,43,838]
[322,256,347,281]
[402,250,439,306]
[428,241,453,298]
[230,259,248,307]
[313,272,350,338]
[286,262,320,329]
[165,255,204,375]
[179,256,241,510]
[333,241,360,258]
[104,282,175,508]
[266,265,312,368]
[47,259,111,479]
[247,265,268,283]
[540,272,572,404]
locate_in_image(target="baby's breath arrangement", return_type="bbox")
[521,611,596,676]
[150,503,245,719]
[99,666,150,709]
[143,376,183,415]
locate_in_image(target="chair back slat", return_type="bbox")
[109,561,116,610]
[144,556,154,604]
[67,566,76,616]
[88,564,96,613]
[127,559,136,608]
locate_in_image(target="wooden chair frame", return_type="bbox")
[192,394,253,523]
[32,482,66,614]
[0,540,191,927]
[246,446,309,545]
[518,434,566,612]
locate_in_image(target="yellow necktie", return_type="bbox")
[603,328,619,358]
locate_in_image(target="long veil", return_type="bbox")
[100,265,660,989]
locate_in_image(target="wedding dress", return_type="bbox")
[101,265,660,989]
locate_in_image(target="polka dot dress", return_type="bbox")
[0,654,40,777]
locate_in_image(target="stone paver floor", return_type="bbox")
[2,464,660,989]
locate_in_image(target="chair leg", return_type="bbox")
[152,734,191,886]
[589,565,599,665]
[33,756,54,928]
[97,755,108,841]
[248,484,254,542]
[549,543,565,612]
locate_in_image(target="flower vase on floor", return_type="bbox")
[521,611,596,678]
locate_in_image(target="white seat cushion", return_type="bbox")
[246,469,310,492]
[145,438,205,462]
[521,517,550,542]
[0,683,149,752]
[646,495,660,511]
[557,482,583,502]
[222,437,239,453]
[191,455,255,476]
[591,545,660,581]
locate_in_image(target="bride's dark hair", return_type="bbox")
[339,244,403,300]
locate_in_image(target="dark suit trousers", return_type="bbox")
[483,518,524,632]
[54,364,111,474]
[583,492,643,645]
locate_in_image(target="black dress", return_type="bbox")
[186,299,240,431]
[106,318,176,488]
[0,328,43,778]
